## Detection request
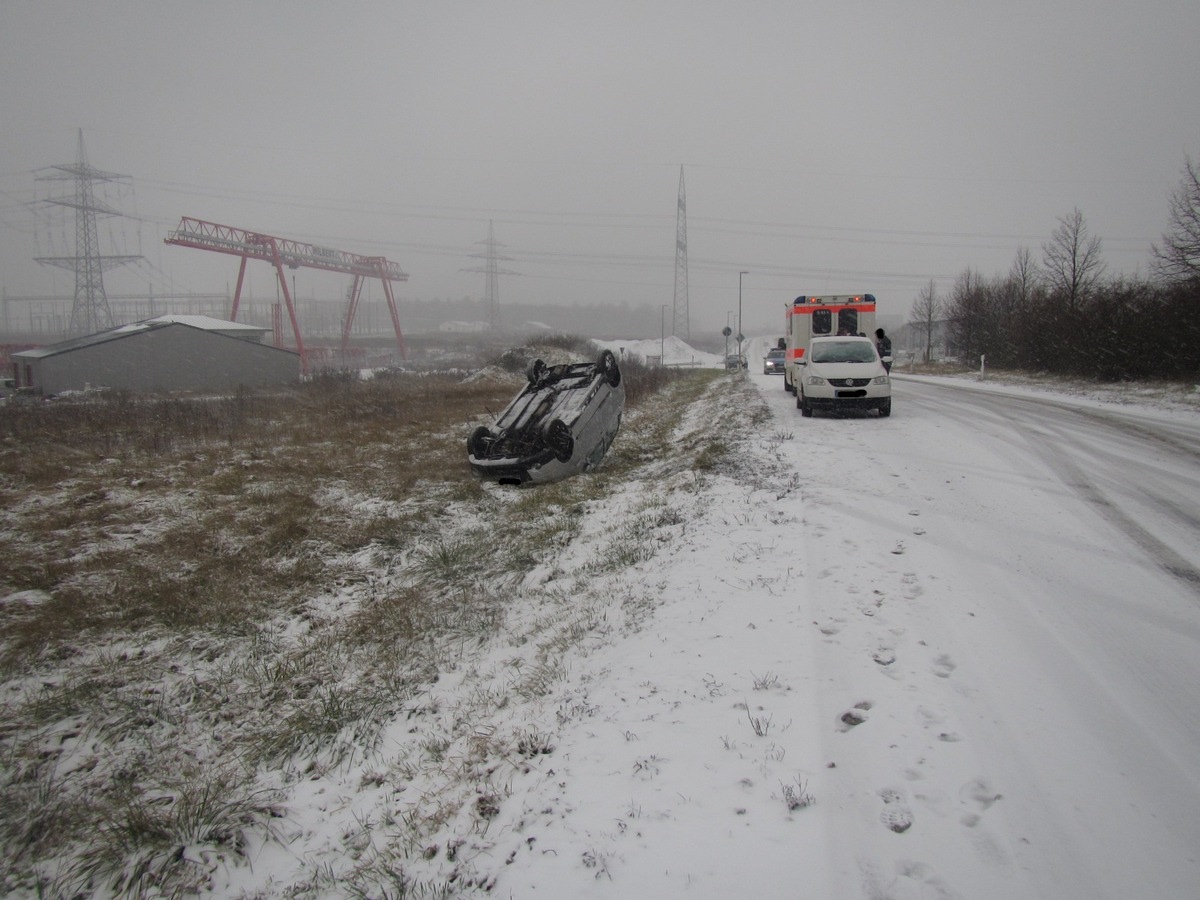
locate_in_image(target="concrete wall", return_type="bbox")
[20,324,300,394]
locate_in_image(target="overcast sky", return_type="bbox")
[1,0,1197,335]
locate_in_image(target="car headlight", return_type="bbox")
[806,375,827,385]
[872,375,889,385]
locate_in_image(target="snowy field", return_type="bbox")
[8,339,1199,898]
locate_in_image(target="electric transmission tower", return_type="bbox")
[463,220,518,330]
[35,129,142,335]
[671,165,690,340]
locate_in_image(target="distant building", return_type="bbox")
[11,315,299,395]
[894,318,952,362]
[438,320,490,334]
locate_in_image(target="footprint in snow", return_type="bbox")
[837,701,872,731]
[879,788,915,833]
[933,654,957,678]
[892,861,963,899]
[959,777,1003,827]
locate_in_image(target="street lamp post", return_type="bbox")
[738,270,748,363]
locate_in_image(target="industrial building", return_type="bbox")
[11,314,300,395]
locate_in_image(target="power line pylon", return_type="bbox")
[35,129,141,335]
[671,165,690,340]
[463,221,518,330]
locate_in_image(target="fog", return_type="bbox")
[1,1,1196,339]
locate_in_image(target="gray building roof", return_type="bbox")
[15,315,269,360]
[12,317,298,394]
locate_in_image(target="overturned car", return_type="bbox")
[468,349,625,485]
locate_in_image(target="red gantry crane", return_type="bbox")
[164,217,409,372]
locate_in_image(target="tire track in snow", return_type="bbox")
[904,383,1200,594]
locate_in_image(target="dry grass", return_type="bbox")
[0,373,500,661]
[0,345,742,897]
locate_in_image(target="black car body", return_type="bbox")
[468,350,624,485]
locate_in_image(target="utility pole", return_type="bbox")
[738,270,748,362]
[35,129,141,336]
[671,166,690,341]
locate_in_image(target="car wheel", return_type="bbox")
[545,418,574,462]
[526,359,547,384]
[468,425,493,457]
[799,394,813,417]
[878,398,892,417]
[596,349,621,387]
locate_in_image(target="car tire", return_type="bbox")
[545,418,574,462]
[878,398,892,418]
[526,359,547,384]
[596,349,621,387]
[468,425,493,457]
[800,395,813,418]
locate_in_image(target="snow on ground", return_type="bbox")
[227,340,1200,898]
[601,335,725,369]
[482,370,1199,898]
[499,344,1198,899]
[895,367,1200,418]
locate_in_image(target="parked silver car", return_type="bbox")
[468,350,625,485]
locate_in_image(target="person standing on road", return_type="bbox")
[874,328,893,373]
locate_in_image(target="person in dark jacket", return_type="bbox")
[874,328,893,372]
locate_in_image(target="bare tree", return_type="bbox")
[996,247,1043,368]
[947,268,1007,366]
[1042,208,1105,310]
[908,279,942,362]
[1152,156,1200,282]
[1008,246,1040,307]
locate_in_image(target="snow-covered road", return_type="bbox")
[487,358,1200,900]
[755,368,1200,898]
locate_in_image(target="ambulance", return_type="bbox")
[782,294,877,394]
